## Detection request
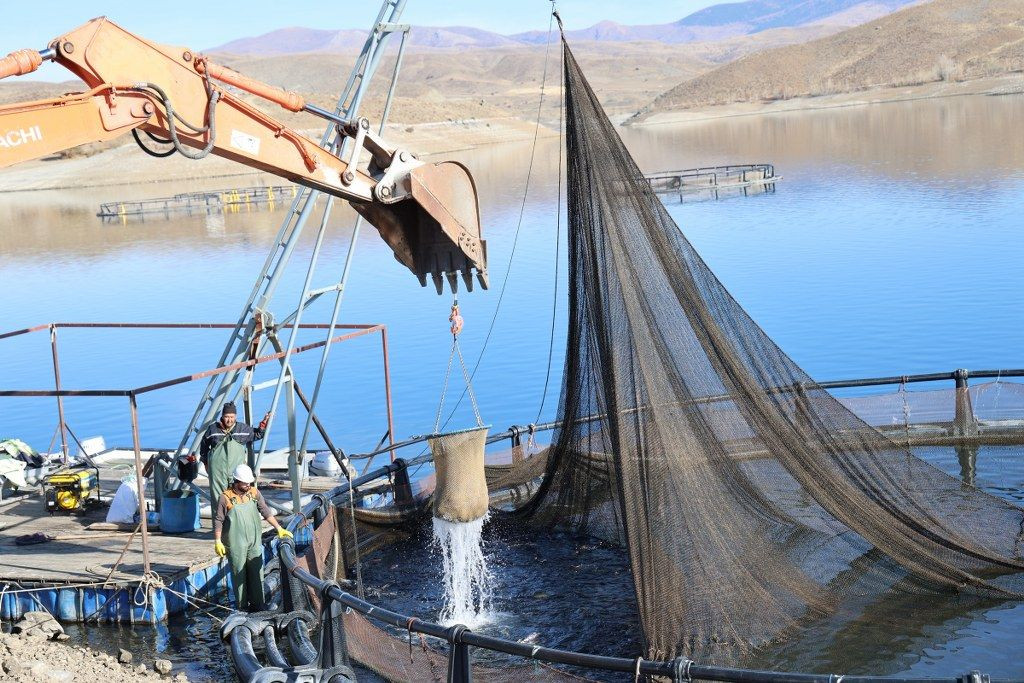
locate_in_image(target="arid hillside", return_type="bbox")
[0,20,860,134]
[630,0,1024,122]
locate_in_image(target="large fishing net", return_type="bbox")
[499,41,1024,666]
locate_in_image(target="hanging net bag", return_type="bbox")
[430,301,490,523]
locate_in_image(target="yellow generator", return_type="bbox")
[43,466,100,514]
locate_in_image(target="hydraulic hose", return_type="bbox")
[131,81,219,160]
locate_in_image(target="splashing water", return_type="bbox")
[432,515,493,627]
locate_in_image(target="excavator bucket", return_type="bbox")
[353,161,488,294]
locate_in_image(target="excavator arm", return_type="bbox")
[0,17,487,293]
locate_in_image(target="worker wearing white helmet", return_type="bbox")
[213,463,293,611]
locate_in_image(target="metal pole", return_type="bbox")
[381,328,396,461]
[286,377,300,513]
[128,393,152,577]
[264,327,343,460]
[378,27,409,126]
[296,20,409,458]
[49,325,69,462]
[255,200,334,471]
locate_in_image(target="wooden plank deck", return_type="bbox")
[0,492,216,585]
[0,451,347,586]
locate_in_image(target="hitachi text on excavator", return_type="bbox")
[0,16,488,293]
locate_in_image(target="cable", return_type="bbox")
[534,33,566,425]
[143,130,173,144]
[436,7,559,433]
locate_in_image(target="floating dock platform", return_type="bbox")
[0,492,227,623]
[0,450,315,623]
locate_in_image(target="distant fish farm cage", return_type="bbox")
[97,185,299,221]
[646,163,780,202]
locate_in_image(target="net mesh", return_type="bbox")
[430,426,491,522]
[501,41,1024,665]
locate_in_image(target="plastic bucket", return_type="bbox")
[160,490,200,533]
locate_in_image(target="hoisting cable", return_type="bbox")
[434,298,484,433]
[432,1,559,435]
[534,19,565,426]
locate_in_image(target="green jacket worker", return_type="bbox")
[213,464,292,611]
[200,402,270,505]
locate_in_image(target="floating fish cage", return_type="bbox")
[96,185,300,222]
[645,164,780,202]
[220,367,1024,683]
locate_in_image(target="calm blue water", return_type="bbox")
[2,93,1023,676]
[2,94,1022,456]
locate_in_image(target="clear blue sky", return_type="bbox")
[2,0,718,53]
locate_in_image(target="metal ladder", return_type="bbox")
[171,0,411,513]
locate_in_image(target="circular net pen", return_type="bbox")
[218,365,1024,683]
[218,34,1024,683]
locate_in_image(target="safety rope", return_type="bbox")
[159,584,229,625]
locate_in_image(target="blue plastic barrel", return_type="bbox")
[160,490,200,533]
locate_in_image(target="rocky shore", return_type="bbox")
[0,612,184,682]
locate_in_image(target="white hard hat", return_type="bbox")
[232,464,256,484]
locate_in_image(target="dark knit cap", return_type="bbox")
[222,402,237,416]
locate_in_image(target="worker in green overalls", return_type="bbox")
[213,464,292,611]
[200,401,271,505]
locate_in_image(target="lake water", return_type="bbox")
[2,92,1023,677]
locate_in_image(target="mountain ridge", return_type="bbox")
[209,0,917,54]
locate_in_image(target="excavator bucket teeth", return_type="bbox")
[353,161,488,294]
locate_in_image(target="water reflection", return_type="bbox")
[1,93,1022,461]
[623,93,1024,182]
[748,565,1019,676]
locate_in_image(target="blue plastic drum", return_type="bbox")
[160,490,200,533]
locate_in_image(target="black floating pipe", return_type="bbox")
[287,617,319,667]
[262,625,290,669]
[275,454,1023,683]
[229,625,267,681]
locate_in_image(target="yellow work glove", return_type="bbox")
[215,540,227,557]
[277,528,293,540]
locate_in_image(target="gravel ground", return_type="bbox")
[0,614,187,683]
